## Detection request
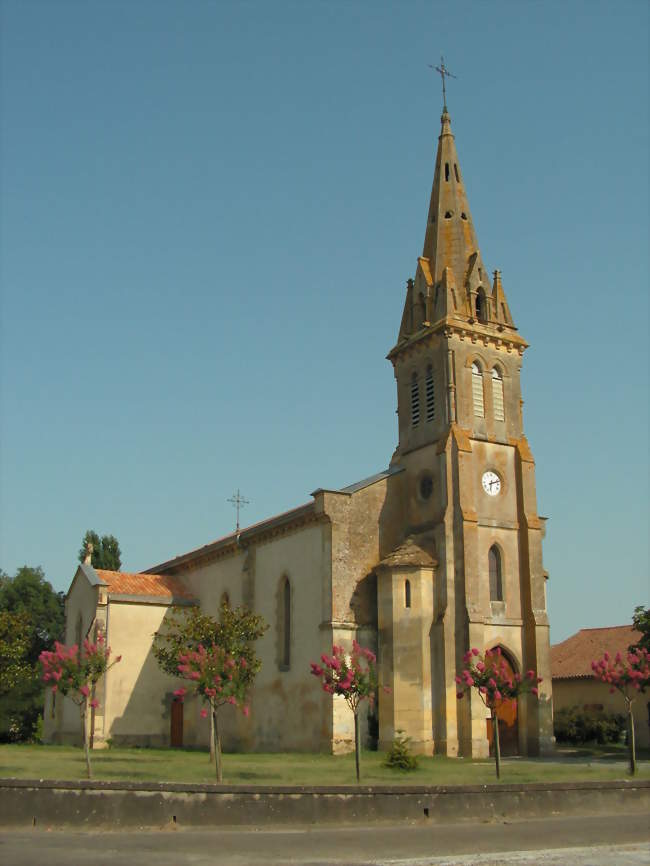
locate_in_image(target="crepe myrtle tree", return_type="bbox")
[40,634,121,779]
[310,641,381,782]
[591,647,650,775]
[173,643,250,783]
[456,647,542,779]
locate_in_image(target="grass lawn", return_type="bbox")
[0,743,648,786]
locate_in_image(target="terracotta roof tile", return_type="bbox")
[551,625,640,679]
[95,570,195,601]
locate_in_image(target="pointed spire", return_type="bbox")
[421,109,488,297]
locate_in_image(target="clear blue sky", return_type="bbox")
[1,0,647,643]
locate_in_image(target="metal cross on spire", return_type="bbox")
[429,55,457,112]
[227,489,250,532]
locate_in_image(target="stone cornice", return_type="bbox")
[387,316,528,365]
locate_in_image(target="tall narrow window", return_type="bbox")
[476,288,487,322]
[411,372,420,427]
[405,579,411,609]
[492,368,505,421]
[472,362,485,418]
[445,162,450,181]
[281,577,291,669]
[489,546,503,601]
[419,292,427,324]
[425,365,435,422]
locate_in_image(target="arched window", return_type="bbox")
[410,372,420,427]
[489,546,503,601]
[405,579,411,609]
[476,288,487,322]
[492,368,505,421]
[280,577,291,669]
[472,362,485,418]
[425,365,435,422]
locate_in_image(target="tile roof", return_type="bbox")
[551,625,641,679]
[379,536,436,568]
[95,570,195,601]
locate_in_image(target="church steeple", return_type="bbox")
[392,109,519,348]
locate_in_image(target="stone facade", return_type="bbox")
[46,104,553,757]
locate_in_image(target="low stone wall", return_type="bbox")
[1,778,648,829]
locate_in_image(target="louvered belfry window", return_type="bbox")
[472,362,484,418]
[492,368,505,421]
[411,372,421,427]
[425,365,435,422]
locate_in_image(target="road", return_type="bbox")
[1,813,648,865]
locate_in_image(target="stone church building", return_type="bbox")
[45,104,554,758]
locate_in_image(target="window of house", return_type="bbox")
[425,365,435,422]
[411,372,421,427]
[405,579,411,608]
[472,362,485,418]
[492,368,505,421]
[489,546,503,602]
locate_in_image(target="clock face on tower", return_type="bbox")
[482,471,501,496]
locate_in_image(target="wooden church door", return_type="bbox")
[170,698,183,747]
[486,650,519,757]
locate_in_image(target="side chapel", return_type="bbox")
[45,100,554,757]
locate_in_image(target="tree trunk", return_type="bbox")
[492,708,501,780]
[81,699,92,780]
[354,710,361,783]
[626,700,636,776]
[213,704,223,783]
[209,708,216,764]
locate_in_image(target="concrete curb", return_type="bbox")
[1,778,648,828]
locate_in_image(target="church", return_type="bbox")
[45,97,554,758]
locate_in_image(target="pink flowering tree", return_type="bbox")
[40,634,121,779]
[310,641,378,782]
[591,648,650,775]
[456,646,542,779]
[174,643,250,783]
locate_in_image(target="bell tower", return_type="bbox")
[378,103,553,758]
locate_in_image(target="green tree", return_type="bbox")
[0,611,31,696]
[0,566,65,740]
[630,606,650,653]
[78,530,122,571]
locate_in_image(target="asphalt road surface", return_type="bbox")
[1,813,649,865]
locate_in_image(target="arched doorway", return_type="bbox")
[485,648,519,757]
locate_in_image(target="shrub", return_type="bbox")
[554,705,626,745]
[384,731,418,771]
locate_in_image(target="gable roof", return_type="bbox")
[95,569,196,603]
[551,625,640,679]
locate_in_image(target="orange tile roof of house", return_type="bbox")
[551,625,641,679]
[95,570,195,601]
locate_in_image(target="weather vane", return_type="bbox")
[227,489,250,532]
[428,55,457,112]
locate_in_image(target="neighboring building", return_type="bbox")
[551,625,649,748]
[45,100,554,757]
